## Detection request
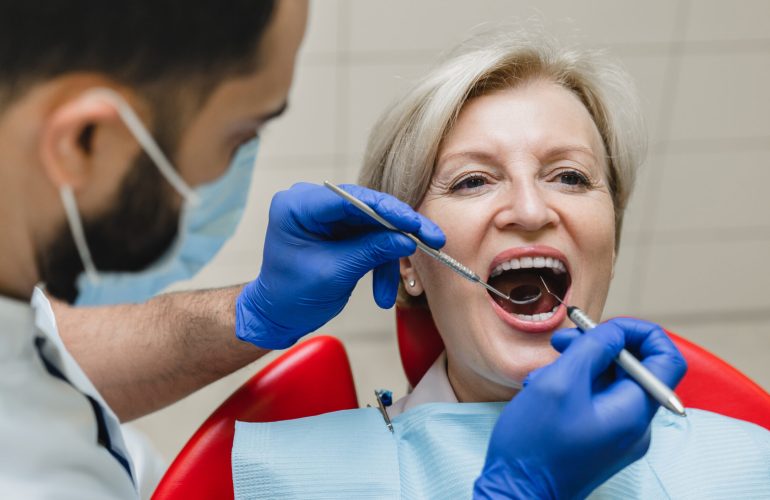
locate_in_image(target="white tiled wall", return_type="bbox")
[668,53,770,141]
[683,0,770,42]
[134,0,770,461]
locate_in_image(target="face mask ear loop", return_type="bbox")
[59,185,100,284]
[82,87,200,207]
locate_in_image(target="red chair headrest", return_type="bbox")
[396,306,444,388]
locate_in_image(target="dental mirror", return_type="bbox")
[507,284,542,305]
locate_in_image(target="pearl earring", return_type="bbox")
[408,279,416,288]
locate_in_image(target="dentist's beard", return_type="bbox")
[38,152,181,304]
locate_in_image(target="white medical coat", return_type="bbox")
[0,289,137,499]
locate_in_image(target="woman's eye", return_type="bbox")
[557,171,590,187]
[451,175,487,192]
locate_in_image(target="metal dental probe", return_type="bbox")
[539,276,687,417]
[323,181,539,306]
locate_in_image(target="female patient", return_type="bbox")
[232,28,770,499]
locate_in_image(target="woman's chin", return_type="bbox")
[484,340,561,393]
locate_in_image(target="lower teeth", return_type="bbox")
[514,305,559,322]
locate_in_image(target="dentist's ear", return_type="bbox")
[38,87,145,197]
[400,256,424,296]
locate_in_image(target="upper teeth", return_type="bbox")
[490,256,567,278]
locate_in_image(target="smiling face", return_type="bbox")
[401,79,617,402]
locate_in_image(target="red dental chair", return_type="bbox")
[153,309,770,499]
[396,306,770,431]
[151,335,359,500]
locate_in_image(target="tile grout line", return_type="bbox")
[643,307,770,328]
[627,0,692,312]
[300,38,770,67]
[333,0,352,181]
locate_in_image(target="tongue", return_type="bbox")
[489,269,558,315]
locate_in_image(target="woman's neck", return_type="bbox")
[445,355,520,403]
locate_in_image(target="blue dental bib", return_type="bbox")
[232,403,770,499]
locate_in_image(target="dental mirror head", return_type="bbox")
[507,284,542,305]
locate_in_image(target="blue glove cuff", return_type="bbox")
[473,460,557,500]
[235,289,300,350]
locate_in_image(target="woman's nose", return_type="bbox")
[492,180,558,232]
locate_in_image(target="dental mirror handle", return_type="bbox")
[567,306,686,417]
[323,181,511,301]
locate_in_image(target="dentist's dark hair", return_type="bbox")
[0,0,276,110]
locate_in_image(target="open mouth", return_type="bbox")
[488,255,571,322]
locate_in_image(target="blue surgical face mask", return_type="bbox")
[59,88,259,306]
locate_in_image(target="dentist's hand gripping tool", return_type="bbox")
[540,277,686,417]
[323,181,538,306]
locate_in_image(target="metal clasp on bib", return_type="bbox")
[373,389,394,433]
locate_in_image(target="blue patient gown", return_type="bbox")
[232,403,770,499]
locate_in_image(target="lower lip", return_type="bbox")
[487,292,569,334]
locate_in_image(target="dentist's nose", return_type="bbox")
[493,179,558,232]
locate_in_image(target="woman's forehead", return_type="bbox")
[437,81,606,167]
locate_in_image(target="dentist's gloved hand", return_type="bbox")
[474,318,687,500]
[236,182,444,349]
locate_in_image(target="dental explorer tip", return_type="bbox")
[539,275,565,305]
[669,395,687,417]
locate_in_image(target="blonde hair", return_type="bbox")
[358,27,646,306]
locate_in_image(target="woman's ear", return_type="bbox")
[38,88,142,191]
[400,256,424,296]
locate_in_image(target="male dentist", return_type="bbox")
[0,1,685,498]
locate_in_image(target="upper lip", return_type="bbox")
[487,245,571,280]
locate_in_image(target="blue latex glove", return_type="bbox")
[235,182,445,349]
[473,318,688,499]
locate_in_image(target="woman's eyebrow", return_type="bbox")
[438,144,599,167]
[437,150,498,165]
[542,144,598,162]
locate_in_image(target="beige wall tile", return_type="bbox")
[258,64,338,161]
[346,62,433,161]
[620,55,672,144]
[172,251,259,291]
[684,0,770,42]
[342,161,364,183]
[653,149,770,234]
[303,0,340,55]
[638,239,770,316]
[603,242,642,318]
[668,52,770,141]
[621,152,662,243]
[348,0,680,53]
[338,333,409,405]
